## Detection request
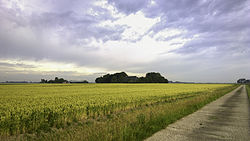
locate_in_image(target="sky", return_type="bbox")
[0,0,249,83]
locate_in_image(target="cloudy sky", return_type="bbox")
[0,0,249,83]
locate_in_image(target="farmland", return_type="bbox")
[0,83,238,140]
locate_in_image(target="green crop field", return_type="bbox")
[0,83,238,141]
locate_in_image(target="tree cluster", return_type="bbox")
[95,72,129,83]
[237,78,250,84]
[40,77,68,83]
[95,72,168,83]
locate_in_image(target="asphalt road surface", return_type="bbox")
[145,85,250,141]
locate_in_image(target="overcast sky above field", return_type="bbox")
[0,0,250,83]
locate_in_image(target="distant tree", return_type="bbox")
[127,76,138,83]
[48,80,54,83]
[95,72,128,83]
[70,80,88,83]
[137,77,146,83]
[111,72,128,83]
[58,78,68,83]
[95,77,103,83]
[237,78,246,84]
[83,80,89,83]
[144,72,168,83]
[95,74,110,83]
[41,77,68,83]
[40,79,47,83]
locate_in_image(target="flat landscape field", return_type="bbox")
[0,83,238,141]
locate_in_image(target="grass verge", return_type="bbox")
[246,84,250,101]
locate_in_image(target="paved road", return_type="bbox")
[145,85,250,141]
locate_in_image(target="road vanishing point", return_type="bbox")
[145,85,250,141]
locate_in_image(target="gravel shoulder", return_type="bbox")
[145,85,250,141]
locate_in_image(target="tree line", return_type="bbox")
[40,77,88,83]
[237,78,250,84]
[95,72,168,83]
[40,72,168,83]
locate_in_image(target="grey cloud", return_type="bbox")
[0,0,126,67]
[0,0,124,44]
[29,10,125,43]
[146,0,249,32]
[108,0,151,14]
[0,62,35,68]
[0,0,250,82]
[142,0,250,60]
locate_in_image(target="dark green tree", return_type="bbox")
[40,79,47,83]
[144,72,168,83]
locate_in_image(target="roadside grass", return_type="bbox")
[246,84,250,101]
[4,84,239,141]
